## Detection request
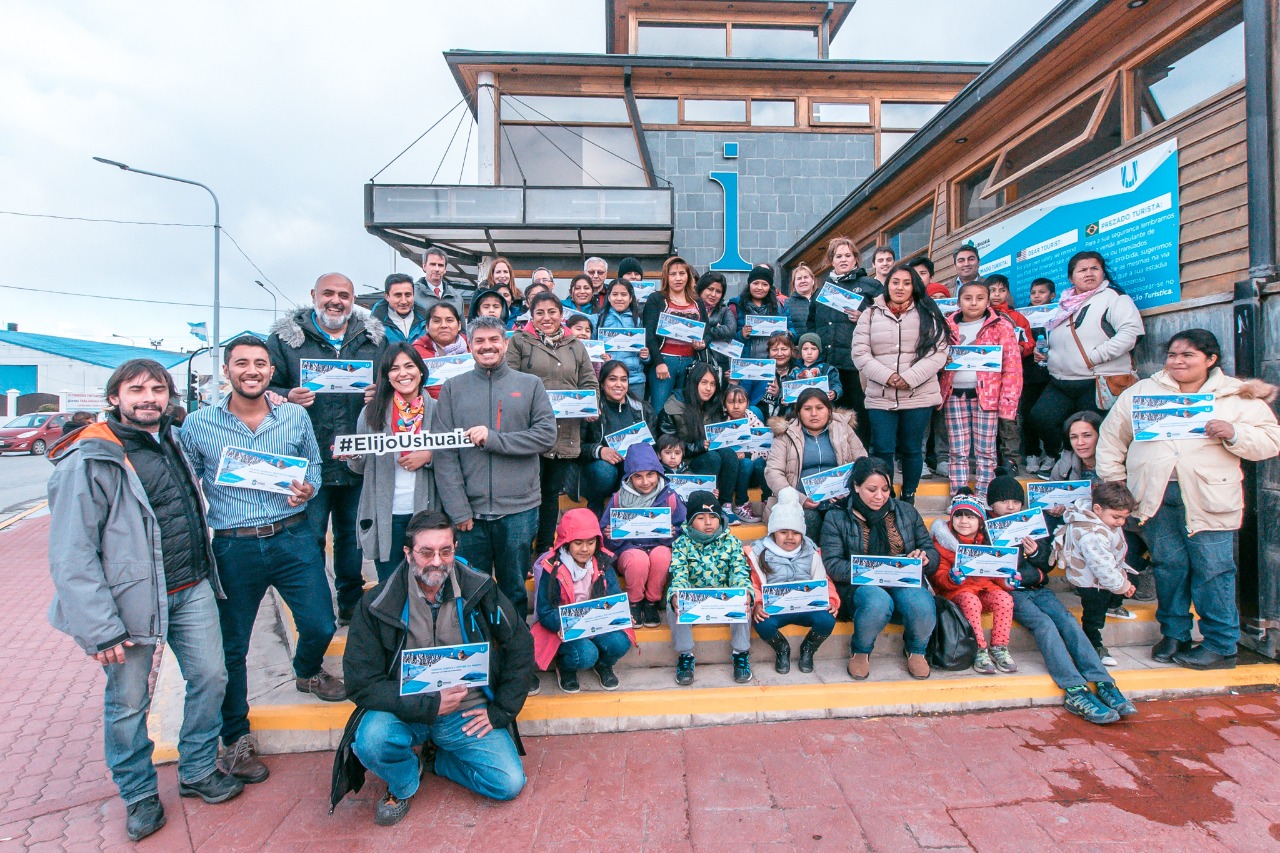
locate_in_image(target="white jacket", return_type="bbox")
[1052,508,1130,593]
[1044,284,1144,382]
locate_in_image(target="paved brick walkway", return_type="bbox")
[6,512,1280,851]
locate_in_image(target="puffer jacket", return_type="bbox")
[1095,369,1280,532]
[819,498,938,585]
[938,308,1023,420]
[703,300,738,370]
[852,295,950,411]
[669,527,751,593]
[929,518,1012,599]
[729,295,791,359]
[596,307,648,387]
[1051,507,1130,593]
[601,443,687,554]
[812,268,880,370]
[763,411,867,497]
[747,536,840,610]
[785,292,813,337]
[506,328,599,459]
[1044,283,1144,382]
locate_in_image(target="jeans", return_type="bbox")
[1030,378,1099,457]
[667,603,751,654]
[580,458,622,516]
[845,583,937,655]
[866,406,933,498]
[688,448,739,500]
[307,483,364,613]
[537,457,576,553]
[927,406,949,467]
[647,355,694,416]
[1142,482,1240,655]
[558,630,632,671]
[1012,587,1110,690]
[213,522,335,743]
[732,456,766,505]
[103,580,226,805]
[1077,587,1121,650]
[754,610,836,641]
[457,507,538,620]
[373,513,412,584]
[1019,379,1050,458]
[354,709,525,802]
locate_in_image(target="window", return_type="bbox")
[3,414,48,429]
[636,23,727,57]
[887,205,933,261]
[731,25,818,59]
[750,100,796,127]
[880,132,914,162]
[1016,87,1123,197]
[858,240,878,267]
[1135,7,1244,131]
[636,98,678,124]
[684,99,747,123]
[499,126,648,187]
[880,102,945,131]
[956,163,1008,227]
[811,102,871,125]
[501,95,630,124]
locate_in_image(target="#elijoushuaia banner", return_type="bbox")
[969,139,1180,311]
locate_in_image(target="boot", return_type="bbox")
[765,633,791,674]
[797,630,829,674]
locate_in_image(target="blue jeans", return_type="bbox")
[457,507,538,620]
[754,610,836,641]
[1142,482,1240,655]
[373,513,412,584]
[1013,587,1110,690]
[558,630,632,672]
[212,522,335,743]
[846,584,936,655]
[866,407,934,497]
[732,455,766,505]
[354,709,525,802]
[647,355,694,416]
[580,458,623,516]
[307,483,364,612]
[103,580,226,804]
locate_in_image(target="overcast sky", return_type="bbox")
[0,0,1054,351]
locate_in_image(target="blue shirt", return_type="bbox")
[180,396,323,529]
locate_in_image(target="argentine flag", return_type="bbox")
[188,322,208,342]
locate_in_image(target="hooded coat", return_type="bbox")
[601,443,687,554]
[763,410,867,498]
[467,288,512,326]
[506,326,599,459]
[852,295,950,411]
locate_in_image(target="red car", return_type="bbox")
[0,412,71,455]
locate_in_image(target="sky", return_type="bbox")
[0,0,1055,352]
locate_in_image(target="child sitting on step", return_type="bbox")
[668,491,752,686]
[787,333,842,402]
[930,490,1018,675]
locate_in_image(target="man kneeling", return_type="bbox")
[343,510,534,825]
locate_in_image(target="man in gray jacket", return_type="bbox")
[46,359,242,842]
[430,316,557,618]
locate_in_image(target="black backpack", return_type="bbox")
[925,594,979,671]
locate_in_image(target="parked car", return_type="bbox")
[0,412,71,455]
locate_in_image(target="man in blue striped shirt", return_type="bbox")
[181,335,344,786]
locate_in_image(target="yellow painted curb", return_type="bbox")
[0,500,47,531]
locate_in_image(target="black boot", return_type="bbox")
[765,633,791,674]
[798,630,830,674]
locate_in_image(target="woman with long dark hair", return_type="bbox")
[729,264,788,405]
[595,278,650,401]
[656,361,739,516]
[579,360,654,516]
[411,302,470,400]
[697,271,738,373]
[642,256,709,415]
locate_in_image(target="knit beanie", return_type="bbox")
[986,472,1025,508]
[948,489,987,521]
[798,332,822,350]
[747,264,775,287]
[768,487,806,535]
[685,490,722,522]
[618,257,644,279]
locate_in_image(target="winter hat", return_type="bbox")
[986,471,1026,508]
[768,487,806,535]
[685,490,722,521]
[747,264,775,287]
[798,332,822,350]
[948,488,987,521]
[618,257,644,279]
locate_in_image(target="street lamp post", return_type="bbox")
[255,280,278,322]
[94,157,222,403]
[111,333,138,346]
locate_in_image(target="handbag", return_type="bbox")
[1066,318,1138,410]
[925,593,978,671]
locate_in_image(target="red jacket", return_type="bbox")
[993,303,1034,357]
[411,334,470,399]
[938,308,1023,420]
[929,520,1012,599]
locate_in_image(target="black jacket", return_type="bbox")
[267,306,386,486]
[819,498,939,584]
[658,392,725,459]
[1013,538,1055,590]
[641,294,709,370]
[811,269,880,371]
[342,559,533,731]
[579,396,654,461]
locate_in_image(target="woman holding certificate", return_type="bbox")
[1096,329,1280,671]
[728,264,790,405]
[347,343,439,582]
[579,360,655,517]
[642,256,709,415]
[508,291,600,554]
[411,303,471,400]
[812,237,880,440]
[595,279,650,401]
[696,271,738,372]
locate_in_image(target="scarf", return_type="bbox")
[618,475,666,509]
[848,493,893,556]
[435,333,469,357]
[887,299,913,317]
[686,524,724,546]
[392,393,424,434]
[537,326,567,349]
[558,548,592,584]
[1046,280,1110,331]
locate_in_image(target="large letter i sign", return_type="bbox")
[709,141,751,272]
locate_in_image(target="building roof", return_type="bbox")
[0,330,191,370]
[602,0,858,55]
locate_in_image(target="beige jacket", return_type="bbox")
[1096,369,1280,532]
[764,410,868,496]
[852,296,950,410]
[506,330,599,458]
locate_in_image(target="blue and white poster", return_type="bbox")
[969,139,1180,311]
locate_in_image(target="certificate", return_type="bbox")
[934,297,958,313]
[814,282,867,315]
[214,447,309,495]
[559,594,632,641]
[580,339,607,363]
[782,376,829,403]
[632,281,659,303]
[729,358,775,382]
[547,389,599,419]
[944,345,1002,372]
[1131,394,1216,442]
[667,473,716,500]
[300,359,373,393]
[1021,303,1059,329]
[762,579,830,616]
[704,418,751,449]
[674,588,751,624]
[709,339,744,360]
[985,508,1049,546]
[742,315,788,338]
[423,354,475,388]
[800,462,854,503]
[400,643,490,695]
[1027,480,1092,511]
[604,421,655,454]
[954,544,1019,579]
[608,506,673,541]
[849,555,923,588]
[599,328,646,353]
[741,426,774,454]
[656,313,706,343]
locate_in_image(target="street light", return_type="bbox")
[111,333,138,346]
[94,156,222,403]
[256,280,278,322]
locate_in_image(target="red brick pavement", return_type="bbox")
[7,512,1280,851]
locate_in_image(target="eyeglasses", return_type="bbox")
[410,546,455,561]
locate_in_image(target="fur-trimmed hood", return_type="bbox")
[269,305,385,350]
[1144,367,1278,403]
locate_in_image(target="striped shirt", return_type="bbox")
[180,396,323,530]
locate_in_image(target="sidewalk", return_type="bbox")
[6,511,1280,851]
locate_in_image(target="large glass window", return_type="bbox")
[636,23,727,57]
[501,95,630,124]
[750,100,796,127]
[888,205,933,261]
[1135,7,1244,131]
[1016,89,1122,197]
[731,25,818,59]
[684,99,747,123]
[636,98,678,125]
[956,163,1007,227]
[499,125,648,187]
[880,102,945,131]
[880,132,914,162]
[811,102,871,125]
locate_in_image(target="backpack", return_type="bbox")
[925,594,978,671]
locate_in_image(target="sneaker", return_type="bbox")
[630,602,644,626]
[972,648,996,674]
[642,600,662,628]
[125,795,166,842]
[529,673,541,695]
[675,653,695,686]
[178,768,244,804]
[721,503,741,524]
[1095,681,1138,716]
[593,662,620,690]
[375,791,411,826]
[1107,606,1136,620]
[990,645,1018,673]
[1096,646,1119,667]
[1024,455,1040,474]
[1063,685,1120,725]
[1036,465,1055,480]
[920,462,934,478]
[557,668,580,694]
[1132,572,1158,602]
[220,733,269,784]
[296,670,346,702]
[736,503,761,523]
[732,651,752,684]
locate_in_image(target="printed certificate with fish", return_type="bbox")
[1020,303,1060,329]
[604,421,655,454]
[729,358,775,382]
[675,588,751,624]
[800,462,854,503]
[214,447,309,495]
[762,580,830,616]
[300,359,373,393]
[609,506,673,541]
[559,594,632,641]
[710,339,744,359]
[400,642,490,695]
[667,473,717,500]
[580,339,607,363]
[423,354,475,388]
[954,544,1019,579]
[599,328,646,352]
[547,389,599,419]
[705,418,752,449]
[782,376,829,403]
[985,508,1049,546]
[848,555,923,588]
[814,282,867,315]
[944,345,1002,372]
[1131,394,1216,442]
[656,313,706,343]
[1027,480,1092,512]
[743,315,789,338]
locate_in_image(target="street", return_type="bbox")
[0,453,52,522]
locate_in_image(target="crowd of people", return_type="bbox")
[44,242,1280,837]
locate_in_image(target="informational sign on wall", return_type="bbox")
[969,139,1180,311]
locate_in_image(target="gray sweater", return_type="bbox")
[348,400,440,562]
